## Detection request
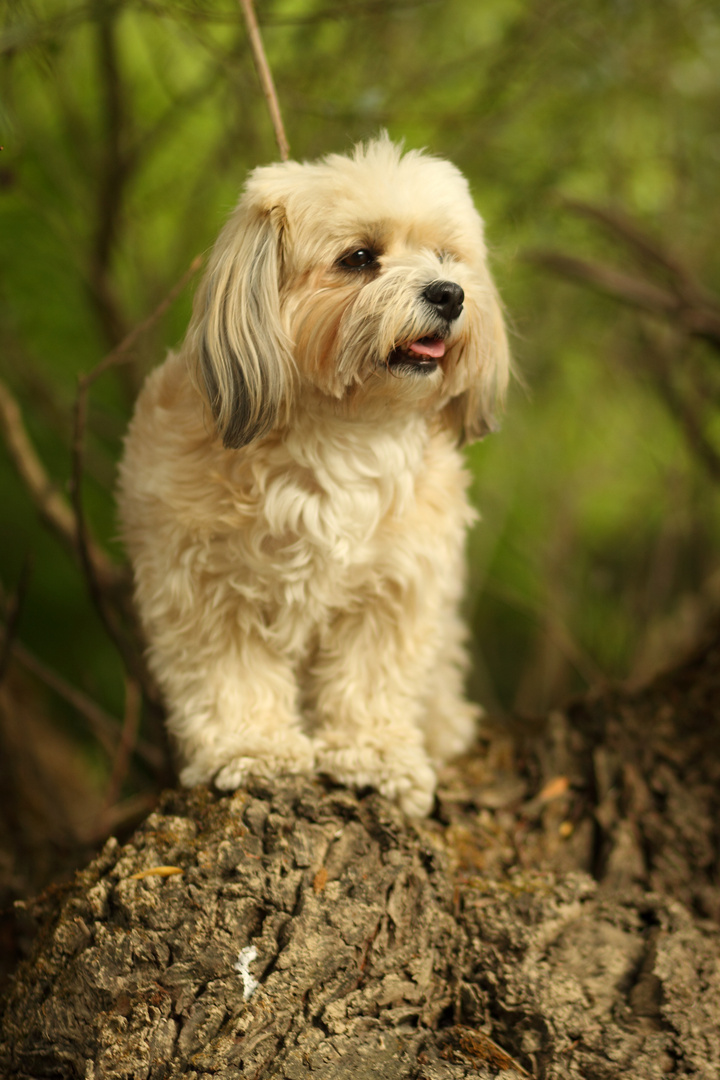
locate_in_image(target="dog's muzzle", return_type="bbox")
[386,279,464,375]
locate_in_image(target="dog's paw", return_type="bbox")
[181,732,315,791]
[213,757,270,790]
[315,740,436,817]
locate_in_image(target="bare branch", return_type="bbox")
[0,561,31,686]
[237,0,290,161]
[559,200,692,286]
[527,251,681,315]
[526,250,720,351]
[89,1,132,347]
[82,792,158,844]
[0,628,163,772]
[101,675,142,817]
[0,2,110,55]
[70,254,203,708]
[0,378,124,591]
[0,379,76,553]
[637,329,720,485]
[80,254,204,393]
[140,0,437,28]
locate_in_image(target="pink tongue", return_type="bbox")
[408,337,446,359]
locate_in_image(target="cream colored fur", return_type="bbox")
[118,136,508,816]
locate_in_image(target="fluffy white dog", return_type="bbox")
[118,135,508,816]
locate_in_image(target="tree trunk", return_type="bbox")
[2,632,720,1079]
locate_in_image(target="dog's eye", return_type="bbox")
[339,249,378,270]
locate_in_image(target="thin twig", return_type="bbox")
[637,329,720,485]
[0,560,31,686]
[80,253,204,392]
[481,578,608,690]
[102,675,142,814]
[526,250,720,351]
[91,0,130,347]
[0,627,163,771]
[237,0,290,161]
[70,255,203,707]
[70,379,157,700]
[83,792,158,844]
[0,2,113,56]
[560,200,692,287]
[11,638,116,756]
[0,378,123,590]
[527,251,683,316]
[0,378,76,547]
[139,0,434,28]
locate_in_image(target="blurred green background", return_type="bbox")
[2,0,720,841]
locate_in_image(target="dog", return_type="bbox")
[118,135,508,816]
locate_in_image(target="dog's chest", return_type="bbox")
[252,417,426,569]
[219,415,462,609]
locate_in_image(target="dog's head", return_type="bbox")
[186,135,509,448]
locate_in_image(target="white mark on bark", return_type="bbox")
[234,945,259,1000]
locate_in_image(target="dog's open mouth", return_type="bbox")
[387,336,446,373]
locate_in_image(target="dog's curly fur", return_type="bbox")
[118,135,508,816]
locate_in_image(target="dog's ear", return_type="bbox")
[444,283,510,444]
[190,202,295,449]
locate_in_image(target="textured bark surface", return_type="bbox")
[2,631,720,1079]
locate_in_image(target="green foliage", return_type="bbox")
[1,0,719,779]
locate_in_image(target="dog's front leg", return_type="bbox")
[310,605,438,817]
[153,632,315,791]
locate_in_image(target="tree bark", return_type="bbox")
[2,631,720,1079]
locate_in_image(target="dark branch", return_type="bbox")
[526,249,720,351]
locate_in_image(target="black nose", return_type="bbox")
[422,280,464,322]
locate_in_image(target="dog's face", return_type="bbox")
[188,136,508,448]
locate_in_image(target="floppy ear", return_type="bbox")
[444,281,510,444]
[189,202,295,449]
